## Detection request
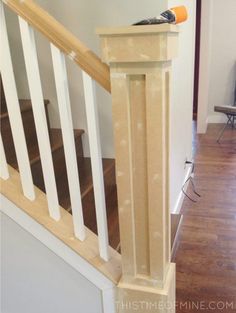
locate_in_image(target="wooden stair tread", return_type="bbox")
[8,128,84,169]
[100,183,119,249]
[82,183,120,250]
[0,99,50,119]
[1,90,120,251]
[78,157,115,198]
[55,157,119,250]
[1,98,52,169]
[41,155,119,250]
[57,157,115,208]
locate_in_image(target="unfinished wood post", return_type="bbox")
[97,25,179,313]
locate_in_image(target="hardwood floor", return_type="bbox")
[174,123,236,313]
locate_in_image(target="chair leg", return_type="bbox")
[217,115,232,143]
[229,115,234,128]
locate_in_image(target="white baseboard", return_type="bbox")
[197,117,209,134]
[171,166,192,214]
[208,114,227,123]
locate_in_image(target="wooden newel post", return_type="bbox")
[97,25,179,313]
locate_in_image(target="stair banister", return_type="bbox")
[1,2,35,200]
[2,0,111,260]
[19,17,61,221]
[50,44,86,240]
[3,0,111,93]
[97,25,179,312]
[82,71,110,261]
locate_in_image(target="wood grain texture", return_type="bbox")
[1,165,122,284]
[1,98,119,250]
[97,25,178,64]
[108,65,174,289]
[3,0,110,92]
[1,99,50,167]
[174,123,236,313]
[98,26,178,312]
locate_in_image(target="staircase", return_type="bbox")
[0,1,181,312]
[1,75,181,255]
[0,77,120,250]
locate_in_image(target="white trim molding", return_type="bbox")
[207,114,227,124]
[171,166,192,214]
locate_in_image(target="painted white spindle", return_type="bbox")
[50,44,85,240]
[0,3,35,199]
[18,17,60,221]
[0,133,9,180]
[82,71,109,261]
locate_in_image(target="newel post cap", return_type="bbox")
[96,24,179,64]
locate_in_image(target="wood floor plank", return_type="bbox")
[174,123,236,313]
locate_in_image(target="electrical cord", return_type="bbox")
[182,161,201,203]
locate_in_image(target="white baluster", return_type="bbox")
[0,3,35,199]
[50,44,85,240]
[18,17,60,221]
[0,133,9,180]
[82,71,109,261]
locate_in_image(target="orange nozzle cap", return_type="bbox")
[171,6,188,24]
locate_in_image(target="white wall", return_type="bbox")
[4,0,196,213]
[197,0,213,133]
[1,212,103,313]
[168,0,196,212]
[207,0,236,123]
[4,8,30,100]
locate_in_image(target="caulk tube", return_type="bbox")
[133,6,188,25]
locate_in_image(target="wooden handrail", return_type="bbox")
[3,0,111,93]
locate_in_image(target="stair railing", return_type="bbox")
[0,0,110,261]
[2,0,111,92]
[1,0,179,311]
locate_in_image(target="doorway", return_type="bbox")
[193,0,202,121]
